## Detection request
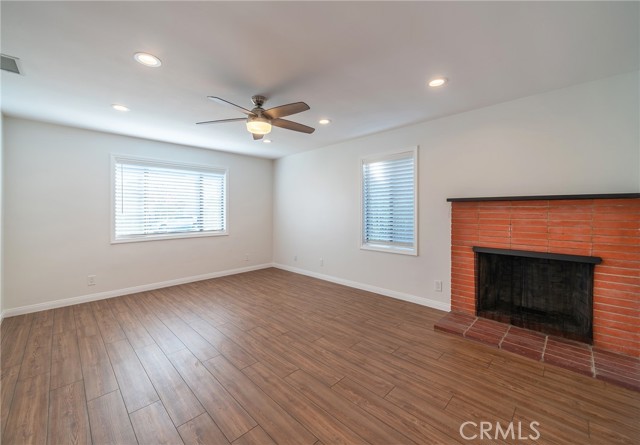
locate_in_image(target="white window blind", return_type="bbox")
[113,157,227,242]
[361,149,417,254]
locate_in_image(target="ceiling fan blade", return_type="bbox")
[263,102,310,119]
[252,133,264,141]
[207,96,255,116]
[196,117,246,125]
[272,118,315,134]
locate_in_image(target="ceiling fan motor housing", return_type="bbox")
[251,95,266,108]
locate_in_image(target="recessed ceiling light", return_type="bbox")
[134,52,162,67]
[263,139,272,144]
[428,77,448,87]
[111,104,130,112]
[319,119,331,125]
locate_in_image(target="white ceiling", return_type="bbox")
[1,1,638,159]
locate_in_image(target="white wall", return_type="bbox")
[1,112,4,319]
[4,118,273,312]
[273,72,640,310]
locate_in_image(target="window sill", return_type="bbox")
[361,243,417,256]
[112,230,228,244]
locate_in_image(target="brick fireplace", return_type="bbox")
[447,194,639,358]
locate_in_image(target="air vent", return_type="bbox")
[1,54,21,75]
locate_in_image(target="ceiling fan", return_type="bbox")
[197,95,315,140]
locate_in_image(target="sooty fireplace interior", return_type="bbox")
[474,247,601,344]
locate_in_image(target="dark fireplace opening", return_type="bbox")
[474,247,601,344]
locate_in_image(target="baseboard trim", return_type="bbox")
[2,263,274,318]
[273,263,451,312]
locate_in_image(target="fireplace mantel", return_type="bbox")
[472,246,602,264]
[447,192,639,202]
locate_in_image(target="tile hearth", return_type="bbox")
[434,312,640,392]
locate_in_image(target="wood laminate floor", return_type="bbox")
[1,268,638,445]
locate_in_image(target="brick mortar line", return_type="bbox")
[498,325,511,349]
[540,335,549,362]
[462,317,478,337]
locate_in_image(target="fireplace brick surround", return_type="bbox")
[447,194,639,358]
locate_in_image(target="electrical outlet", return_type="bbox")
[434,280,443,292]
[244,254,249,262]
[320,257,324,267]
[294,255,298,262]
[87,275,96,286]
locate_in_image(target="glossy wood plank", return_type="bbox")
[285,369,414,445]
[136,343,205,426]
[52,306,76,334]
[216,323,298,378]
[50,329,83,390]
[189,317,257,369]
[3,372,49,445]
[130,400,185,445]
[1,315,32,369]
[161,315,220,361]
[232,426,276,445]
[75,303,100,338]
[204,355,317,445]
[333,377,461,445]
[281,334,393,397]
[132,310,186,355]
[87,390,138,445]
[105,339,159,413]
[243,362,367,445]
[168,348,257,442]
[111,308,155,349]
[78,335,119,401]
[31,309,54,331]
[93,308,127,343]
[0,365,20,435]
[178,413,230,445]
[47,380,91,445]
[18,324,53,381]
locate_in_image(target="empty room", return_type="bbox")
[1,2,638,445]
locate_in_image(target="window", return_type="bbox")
[112,156,227,243]
[361,148,417,255]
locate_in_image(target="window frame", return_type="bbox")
[360,147,418,256]
[110,155,229,244]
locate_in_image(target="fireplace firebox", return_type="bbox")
[474,247,601,344]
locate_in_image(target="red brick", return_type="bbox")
[512,237,548,246]
[592,228,639,237]
[593,212,640,221]
[548,212,592,222]
[593,338,640,358]
[548,233,592,243]
[593,310,640,325]
[593,250,640,261]
[509,244,549,253]
[596,267,640,278]
[548,226,592,236]
[593,326,640,343]
[596,286,640,299]
[596,296,640,309]
[595,280,640,293]
[592,220,640,230]
[595,273,640,286]
[593,198,640,207]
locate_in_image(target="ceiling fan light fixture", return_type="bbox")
[319,119,331,125]
[246,116,272,135]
